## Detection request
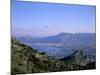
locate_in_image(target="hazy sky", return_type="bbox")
[12,0,96,37]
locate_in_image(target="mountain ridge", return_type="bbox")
[17,32,96,44]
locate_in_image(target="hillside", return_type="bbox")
[11,37,96,75]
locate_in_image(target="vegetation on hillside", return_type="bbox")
[11,37,96,75]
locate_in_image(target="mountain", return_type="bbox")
[16,32,96,58]
[33,32,95,46]
[11,37,95,75]
[17,32,96,47]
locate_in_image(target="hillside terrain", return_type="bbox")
[11,37,96,75]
